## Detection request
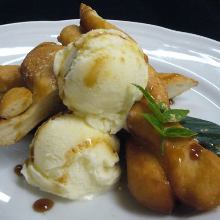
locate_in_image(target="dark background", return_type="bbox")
[1,0,220,41]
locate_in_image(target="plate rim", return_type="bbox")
[0,19,220,46]
[0,18,220,220]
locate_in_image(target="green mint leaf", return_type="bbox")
[163,109,189,123]
[142,113,164,136]
[148,102,165,122]
[133,84,165,122]
[158,102,169,112]
[163,127,197,138]
[133,84,197,140]
[182,116,220,156]
[133,84,155,103]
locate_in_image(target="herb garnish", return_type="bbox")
[182,116,220,156]
[133,84,197,139]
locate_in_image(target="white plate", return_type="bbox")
[0,20,220,220]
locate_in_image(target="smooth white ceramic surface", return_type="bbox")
[0,20,220,220]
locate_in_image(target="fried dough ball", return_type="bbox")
[57,25,82,46]
[0,65,24,93]
[0,87,32,119]
[164,139,220,211]
[148,65,169,105]
[126,139,174,213]
[158,73,198,99]
[0,42,63,146]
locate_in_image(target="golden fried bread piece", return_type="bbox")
[0,42,63,146]
[79,4,137,42]
[0,65,24,93]
[129,67,198,144]
[0,87,32,119]
[80,3,121,33]
[164,139,220,211]
[57,25,83,46]
[158,73,198,99]
[126,139,174,213]
[127,65,220,211]
[148,65,169,105]
[21,42,62,99]
[127,100,161,147]
[128,102,220,211]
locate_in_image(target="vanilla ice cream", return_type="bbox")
[54,29,148,134]
[22,114,120,200]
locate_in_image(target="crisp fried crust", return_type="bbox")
[128,101,220,211]
[164,139,220,210]
[127,100,162,148]
[127,62,220,211]
[79,3,137,43]
[0,42,63,146]
[0,87,32,119]
[158,73,198,99]
[0,65,24,93]
[21,42,62,99]
[80,3,121,33]
[126,139,174,213]
[148,65,169,105]
[58,25,83,46]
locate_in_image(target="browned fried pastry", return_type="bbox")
[0,42,63,146]
[148,65,169,105]
[0,87,32,119]
[158,73,198,99]
[0,65,24,93]
[21,42,62,99]
[164,139,220,211]
[127,64,220,211]
[79,3,137,43]
[126,139,174,214]
[80,3,122,33]
[57,25,83,46]
[127,99,161,147]
[128,67,197,148]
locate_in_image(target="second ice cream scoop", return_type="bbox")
[22,114,120,200]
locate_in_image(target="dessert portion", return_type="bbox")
[75,4,220,213]
[126,139,174,213]
[1,2,218,217]
[158,72,198,99]
[22,27,147,199]
[0,43,63,146]
[58,24,83,46]
[54,29,148,134]
[0,65,24,93]
[0,87,32,119]
[79,3,124,36]
[127,64,220,212]
[22,114,120,199]
[0,21,196,146]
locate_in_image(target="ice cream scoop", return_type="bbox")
[22,114,120,200]
[54,29,148,134]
